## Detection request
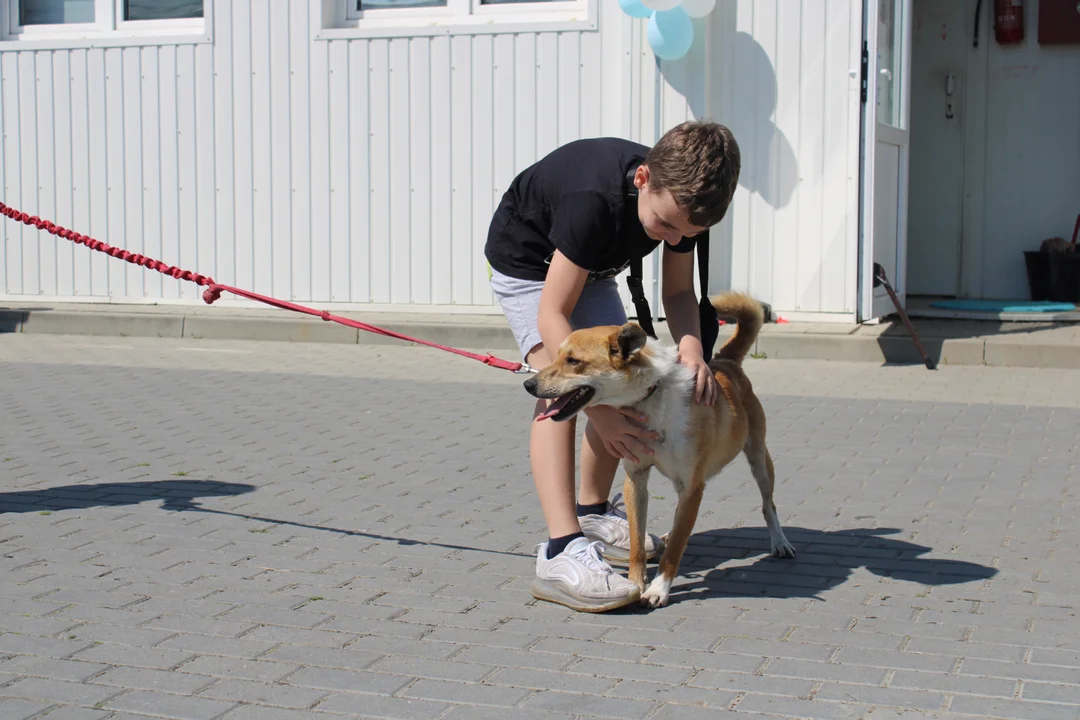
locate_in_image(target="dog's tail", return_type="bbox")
[709,291,765,365]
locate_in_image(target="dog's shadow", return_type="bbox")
[646,526,998,605]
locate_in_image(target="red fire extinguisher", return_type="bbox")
[994,0,1024,45]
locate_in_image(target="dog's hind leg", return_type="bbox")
[743,401,795,559]
[623,466,652,593]
[641,477,704,609]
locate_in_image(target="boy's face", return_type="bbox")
[633,164,708,247]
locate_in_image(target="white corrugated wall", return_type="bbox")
[0,0,630,310]
[0,0,866,319]
[703,0,864,318]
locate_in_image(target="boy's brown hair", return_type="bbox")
[644,120,741,228]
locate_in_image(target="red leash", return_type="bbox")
[0,202,531,374]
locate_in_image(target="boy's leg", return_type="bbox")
[490,269,640,611]
[525,342,582,540]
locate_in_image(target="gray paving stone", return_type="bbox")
[888,669,1018,697]
[0,656,109,682]
[102,689,239,719]
[0,696,55,720]
[438,706,574,720]
[365,656,493,683]
[522,689,657,719]
[734,693,870,720]
[948,693,1080,720]
[689,669,816,697]
[400,678,530,707]
[195,678,329,709]
[0,635,95,659]
[607,678,739,708]
[283,666,412,696]
[176,656,298,683]
[763,658,891,685]
[314,692,451,719]
[4,337,1080,719]
[71,644,196,671]
[0,676,122,706]
[1021,681,1080,705]
[90,666,214,694]
[36,706,112,719]
[813,682,947,711]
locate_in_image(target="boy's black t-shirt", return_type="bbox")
[484,137,697,282]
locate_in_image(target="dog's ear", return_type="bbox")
[610,323,647,363]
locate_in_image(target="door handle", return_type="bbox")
[945,72,956,120]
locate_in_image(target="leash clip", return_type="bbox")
[514,363,537,374]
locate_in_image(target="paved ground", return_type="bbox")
[1,334,1078,720]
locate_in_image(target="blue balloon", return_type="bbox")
[618,0,653,19]
[647,6,695,61]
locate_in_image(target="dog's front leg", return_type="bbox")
[622,465,651,593]
[642,476,704,608]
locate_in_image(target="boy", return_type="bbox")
[484,121,741,612]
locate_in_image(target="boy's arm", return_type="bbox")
[661,244,718,405]
[536,249,588,357]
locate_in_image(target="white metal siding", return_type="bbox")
[0,0,624,310]
[1,0,865,319]
[704,0,864,316]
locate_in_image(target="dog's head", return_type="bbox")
[523,323,653,422]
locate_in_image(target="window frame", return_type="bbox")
[319,0,596,40]
[1,0,211,48]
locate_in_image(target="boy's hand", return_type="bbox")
[677,346,718,406]
[585,405,660,463]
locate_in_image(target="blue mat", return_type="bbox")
[929,299,1076,313]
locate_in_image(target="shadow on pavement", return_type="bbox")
[666,525,998,604]
[0,478,535,559]
[0,479,256,513]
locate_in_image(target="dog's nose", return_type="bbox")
[523,377,537,395]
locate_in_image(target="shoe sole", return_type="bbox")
[594,539,666,567]
[530,579,641,613]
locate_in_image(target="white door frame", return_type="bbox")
[858,0,914,322]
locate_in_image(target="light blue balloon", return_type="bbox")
[647,6,695,61]
[618,0,653,19]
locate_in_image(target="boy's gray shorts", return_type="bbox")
[489,267,628,362]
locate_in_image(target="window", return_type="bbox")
[316,0,593,39]
[347,0,588,28]
[4,0,207,43]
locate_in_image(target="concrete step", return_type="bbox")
[2,301,1079,370]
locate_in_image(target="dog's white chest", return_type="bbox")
[633,392,694,488]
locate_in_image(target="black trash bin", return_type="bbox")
[1024,214,1080,302]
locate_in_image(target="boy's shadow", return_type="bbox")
[656,526,998,604]
[0,479,256,514]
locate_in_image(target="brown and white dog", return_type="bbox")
[524,291,795,608]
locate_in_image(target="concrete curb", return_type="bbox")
[2,303,1079,370]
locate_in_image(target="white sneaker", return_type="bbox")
[531,537,641,612]
[578,493,664,566]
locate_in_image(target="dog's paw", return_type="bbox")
[640,576,672,608]
[771,539,796,559]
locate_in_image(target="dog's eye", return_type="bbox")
[565,356,581,366]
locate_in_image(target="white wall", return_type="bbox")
[704,0,864,319]
[0,0,868,321]
[0,0,632,311]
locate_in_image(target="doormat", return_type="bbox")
[929,299,1077,313]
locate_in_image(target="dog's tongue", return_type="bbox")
[535,394,573,422]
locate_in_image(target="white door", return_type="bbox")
[859,0,913,321]
[907,0,966,297]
